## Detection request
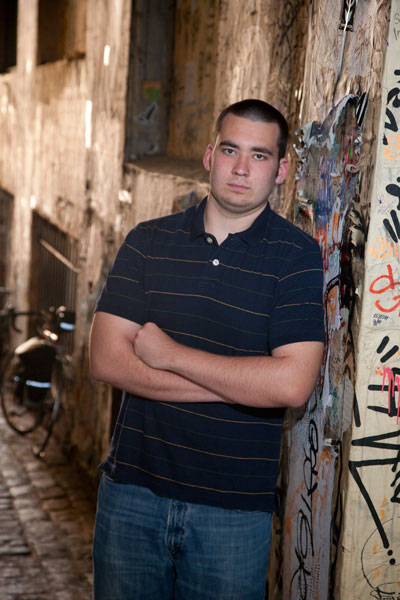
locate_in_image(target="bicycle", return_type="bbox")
[0,305,75,458]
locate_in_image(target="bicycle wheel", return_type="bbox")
[0,353,44,434]
[32,361,63,458]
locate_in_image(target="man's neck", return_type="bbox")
[203,196,266,245]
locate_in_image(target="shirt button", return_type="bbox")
[206,236,213,244]
[212,259,219,266]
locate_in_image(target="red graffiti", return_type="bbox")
[369,264,400,314]
[381,367,400,423]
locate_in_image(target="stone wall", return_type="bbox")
[0,0,133,472]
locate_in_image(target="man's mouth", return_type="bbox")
[227,183,250,192]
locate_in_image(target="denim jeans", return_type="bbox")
[93,474,272,600]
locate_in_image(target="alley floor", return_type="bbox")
[0,411,97,599]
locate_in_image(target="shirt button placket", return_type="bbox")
[200,235,221,289]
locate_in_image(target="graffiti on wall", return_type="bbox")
[344,57,400,599]
[281,94,363,600]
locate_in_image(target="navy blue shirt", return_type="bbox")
[96,198,324,511]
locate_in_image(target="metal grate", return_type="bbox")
[0,189,13,306]
[30,212,79,351]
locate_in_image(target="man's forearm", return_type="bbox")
[96,351,227,403]
[167,348,310,408]
[89,313,227,403]
[134,322,324,408]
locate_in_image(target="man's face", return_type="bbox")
[203,113,289,218]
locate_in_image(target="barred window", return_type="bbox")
[0,189,13,305]
[30,212,79,351]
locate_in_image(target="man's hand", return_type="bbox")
[134,322,178,370]
[89,313,225,403]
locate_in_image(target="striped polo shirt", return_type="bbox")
[96,197,324,511]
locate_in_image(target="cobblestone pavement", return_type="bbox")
[0,412,97,599]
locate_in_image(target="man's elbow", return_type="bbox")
[283,349,323,408]
[286,391,311,409]
[273,379,318,409]
[285,377,319,408]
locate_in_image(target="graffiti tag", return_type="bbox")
[350,348,400,597]
[369,264,400,315]
[290,419,319,600]
[368,237,400,260]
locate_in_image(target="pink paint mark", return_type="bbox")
[382,367,400,423]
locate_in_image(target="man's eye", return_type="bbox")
[223,148,235,155]
[254,154,266,161]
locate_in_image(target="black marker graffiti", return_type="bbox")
[388,86,400,109]
[367,337,400,417]
[384,107,399,137]
[290,419,319,600]
[386,180,400,211]
[350,334,400,594]
[383,69,400,145]
[368,369,400,418]
[377,336,399,363]
[383,209,400,243]
[347,61,400,598]
[350,430,400,543]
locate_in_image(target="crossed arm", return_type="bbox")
[89,311,324,409]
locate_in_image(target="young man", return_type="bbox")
[90,99,325,599]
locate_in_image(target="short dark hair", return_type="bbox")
[215,99,289,160]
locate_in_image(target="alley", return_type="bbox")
[0,411,96,599]
[0,0,398,596]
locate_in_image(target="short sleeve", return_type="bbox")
[95,227,146,325]
[269,240,325,350]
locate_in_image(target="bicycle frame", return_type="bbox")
[1,305,75,458]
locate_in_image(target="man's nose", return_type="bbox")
[232,155,249,176]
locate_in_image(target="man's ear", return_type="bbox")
[275,157,289,185]
[203,144,213,172]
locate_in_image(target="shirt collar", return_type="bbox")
[189,197,208,240]
[189,196,271,244]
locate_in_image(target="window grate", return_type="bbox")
[30,212,79,352]
[0,189,13,306]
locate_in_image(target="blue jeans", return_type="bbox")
[93,474,272,599]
